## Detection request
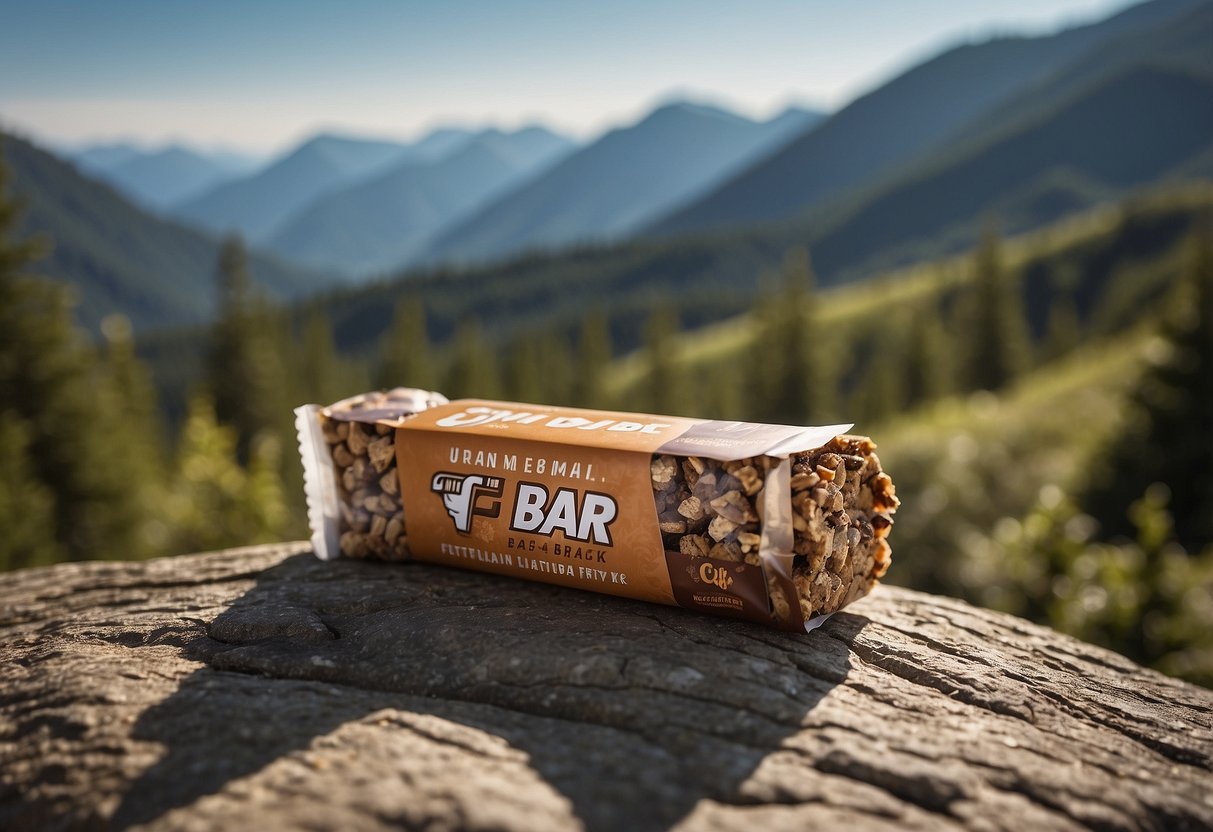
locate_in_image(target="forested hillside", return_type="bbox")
[1,133,337,333]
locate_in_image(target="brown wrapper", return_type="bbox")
[295,392,898,631]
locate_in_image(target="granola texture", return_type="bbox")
[789,435,898,619]
[320,391,415,561]
[652,434,898,623]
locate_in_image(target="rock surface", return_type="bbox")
[1,542,1211,831]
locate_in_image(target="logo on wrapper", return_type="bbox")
[430,472,504,534]
[699,561,735,591]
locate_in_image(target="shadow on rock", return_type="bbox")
[113,552,865,830]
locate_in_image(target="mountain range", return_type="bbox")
[419,104,823,267]
[266,127,575,274]
[792,0,1213,280]
[7,0,1212,344]
[647,0,1211,237]
[69,142,261,211]
[172,133,445,241]
[278,0,1213,361]
[2,132,336,333]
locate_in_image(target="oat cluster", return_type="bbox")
[650,434,898,623]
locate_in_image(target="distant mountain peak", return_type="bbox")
[645,101,755,126]
[265,124,575,276]
[646,0,1213,237]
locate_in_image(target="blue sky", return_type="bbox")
[0,0,1132,154]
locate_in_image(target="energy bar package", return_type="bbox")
[296,390,898,632]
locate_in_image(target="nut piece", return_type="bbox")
[346,423,371,456]
[709,491,758,524]
[708,514,739,542]
[650,455,677,486]
[321,389,436,562]
[677,495,705,521]
[649,433,897,624]
[679,534,710,557]
[735,465,763,496]
[368,436,396,473]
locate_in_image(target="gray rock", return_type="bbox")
[1,542,1211,831]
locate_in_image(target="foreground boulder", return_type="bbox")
[1,542,1211,831]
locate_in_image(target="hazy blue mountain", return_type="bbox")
[70,142,144,175]
[935,0,1213,155]
[202,148,264,177]
[2,132,337,334]
[648,0,1209,236]
[269,127,575,274]
[407,127,480,162]
[803,64,1213,280]
[420,102,824,266]
[68,142,263,206]
[172,133,426,240]
[88,145,237,209]
[762,105,825,137]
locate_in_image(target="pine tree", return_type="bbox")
[444,319,500,400]
[964,226,1031,391]
[164,395,289,554]
[1084,218,1213,549]
[0,412,60,570]
[0,153,148,565]
[904,303,951,406]
[573,310,612,409]
[745,275,782,421]
[96,314,167,556]
[503,333,544,403]
[641,302,691,415]
[1044,292,1081,363]
[208,236,290,462]
[764,248,829,424]
[855,323,907,424]
[537,330,575,405]
[378,296,435,391]
[298,306,342,405]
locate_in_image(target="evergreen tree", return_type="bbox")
[207,236,290,462]
[503,333,544,403]
[1084,219,1213,549]
[1044,292,1081,363]
[759,248,830,424]
[298,306,342,404]
[165,395,289,554]
[854,323,907,424]
[378,296,436,391]
[99,315,162,453]
[904,302,951,406]
[963,226,1031,391]
[537,330,575,405]
[698,369,744,420]
[745,276,782,421]
[573,310,612,409]
[96,314,167,556]
[0,154,147,565]
[444,319,500,400]
[0,412,60,570]
[642,302,690,415]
